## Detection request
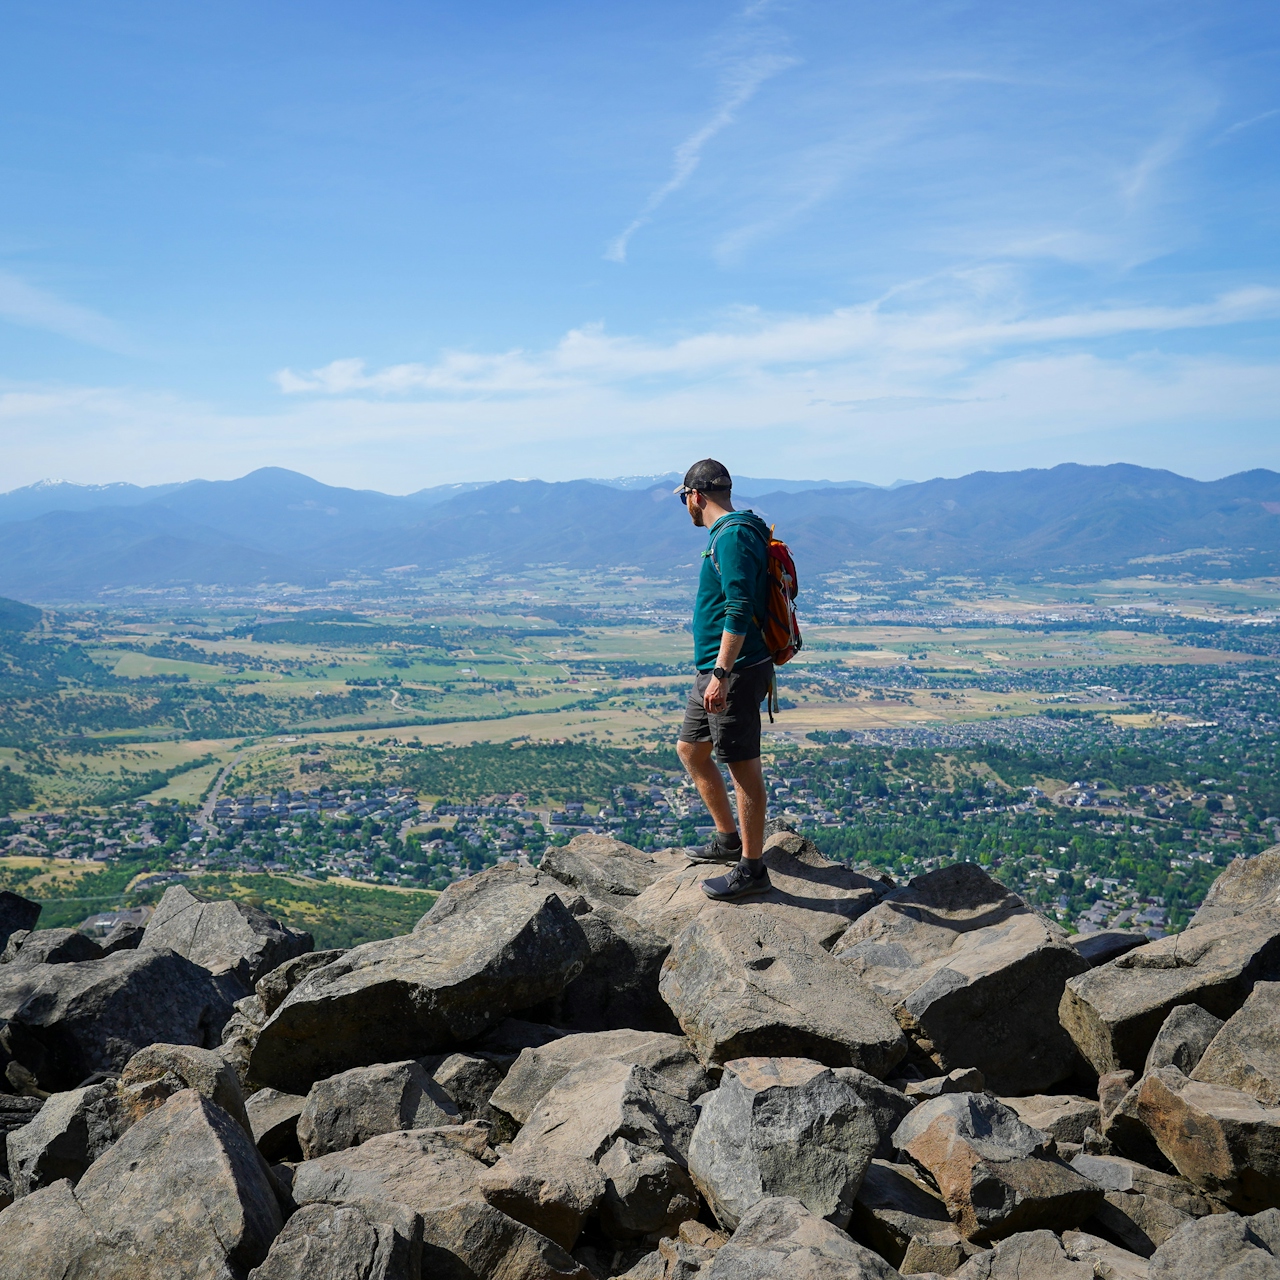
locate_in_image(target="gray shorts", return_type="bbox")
[677,661,773,763]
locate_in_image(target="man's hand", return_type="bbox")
[703,674,727,713]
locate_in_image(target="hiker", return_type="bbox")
[673,459,775,901]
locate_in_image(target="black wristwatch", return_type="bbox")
[712,666,731,680]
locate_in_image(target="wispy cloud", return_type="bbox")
[605,6,798,263]
[277,286,1280,397]
[0,270,131,352]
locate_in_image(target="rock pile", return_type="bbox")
[3,832,1280,1278]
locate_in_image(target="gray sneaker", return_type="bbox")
[686,832,743,865]
[701,862,772,901]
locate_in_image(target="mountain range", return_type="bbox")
[1,464,1277,600]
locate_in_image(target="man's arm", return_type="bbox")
[703,630,745,712]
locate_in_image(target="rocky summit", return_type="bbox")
[5,830,1280,1278]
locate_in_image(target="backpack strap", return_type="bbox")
[703,514,767,575]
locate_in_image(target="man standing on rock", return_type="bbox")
[673,459,774,901]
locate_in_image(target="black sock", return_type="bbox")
[740,856,766,878]
[716,830,742,850]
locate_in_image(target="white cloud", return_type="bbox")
[0,271,131,351]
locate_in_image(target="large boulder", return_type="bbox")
[954,1229,1096,1278]
[1072,930,1149,967]
[1069,1152,1219,1218]
[1060,1229,1152,1280]
[849,1158,974,1275]
[6,1083,119,1196]
[1193,981,1280,1105]
[421,1051,509,1127]
[1144,1004,1225,1076]
[247,1200,421,1280]
[489,1029,710,1127]
[598,1136,701,1241]
[833,862,1089,1095]
[540,834,683,909]
[0,891,40,951]
[297,1059,461,1158]
[290,1128,592,1279]
[479,1147,606,1250]
[688,1057,878,1232]
[1149,1211,1280,1279]
[142,884,313,993]
[998,1095,1100,1146]
[117,1040,251,1134]
[526,901,680,1035]
[1087,1186,1193,1257]
[255,948,346,1017]
[0,947,234,1090]
[249,867,591,1092]
[703,1195,902,1279]
[1190,848,1280,927]
[628,831,886,949]
[0,1088,282,1277]
[658,907,906,1076]
[1060,910,1280,1076]
[3,928,102,966]
[1130,1067,1280,1212]
[892,1092,1104,1243]
[510,1057,699,1165]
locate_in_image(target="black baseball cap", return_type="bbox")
[675,459,733,494]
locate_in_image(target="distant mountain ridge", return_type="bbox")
[0,463,1277,599]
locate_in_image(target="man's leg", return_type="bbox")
[726,755,766,860]
[676,739,738,835]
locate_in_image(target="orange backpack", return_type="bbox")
[759,529,803,666]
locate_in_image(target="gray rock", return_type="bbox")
[540,834,683,909]
[479,1146,606,1250]
[1144,1004,1225,1076]
[1069,1152,1218,1218]
[0,946,234,1090]
[0,1092,43,1167]
[1190,847,1280,927]
[906,1067,986,1100]
[419,1199,594,1279]
[834,862,1090,1095]
[255,948,346,1017]
[0,891,39,951]
[629,831,886,950]
[1130,1067,1280,1212]
[0,1088,283,1277]
[1194,981,1280,1105]
[298,1059,461,1158]
[6,1083,119,1196]
[849,1158,974,1274]
[117,1040,251,1134]
[249,866,591,1092]
[4,928,102,966]
[142,884,313,992]
[1101,1077,1173,1172]
[0,929,29,964]
[1061,1229,1152,1280]
[893,1092,1104,1243]
[98,918,145,954]
[831,1067,916,1161]
[1060,910,1280,1076]
[599,1136,700,1240]
[248,1200,421,1280]
[703,1195,902,1279]
[688,1056,878,1232]
[422,1050,508,1123]
[955,1229,1095,1278]
[1000,1095,1101,1146]
[659,907,905,1076]
[1073,930,1149,967]
[528,902,680,1035]
[1087,1189,1192,1257]
[511,1058,699,1166]
[489,1029,710,1127]
[246,1087,305,1162]
[1149,1212,1280,1279]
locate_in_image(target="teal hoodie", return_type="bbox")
[692,510,772,672]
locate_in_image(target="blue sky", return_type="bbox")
[1,0,1277,491]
